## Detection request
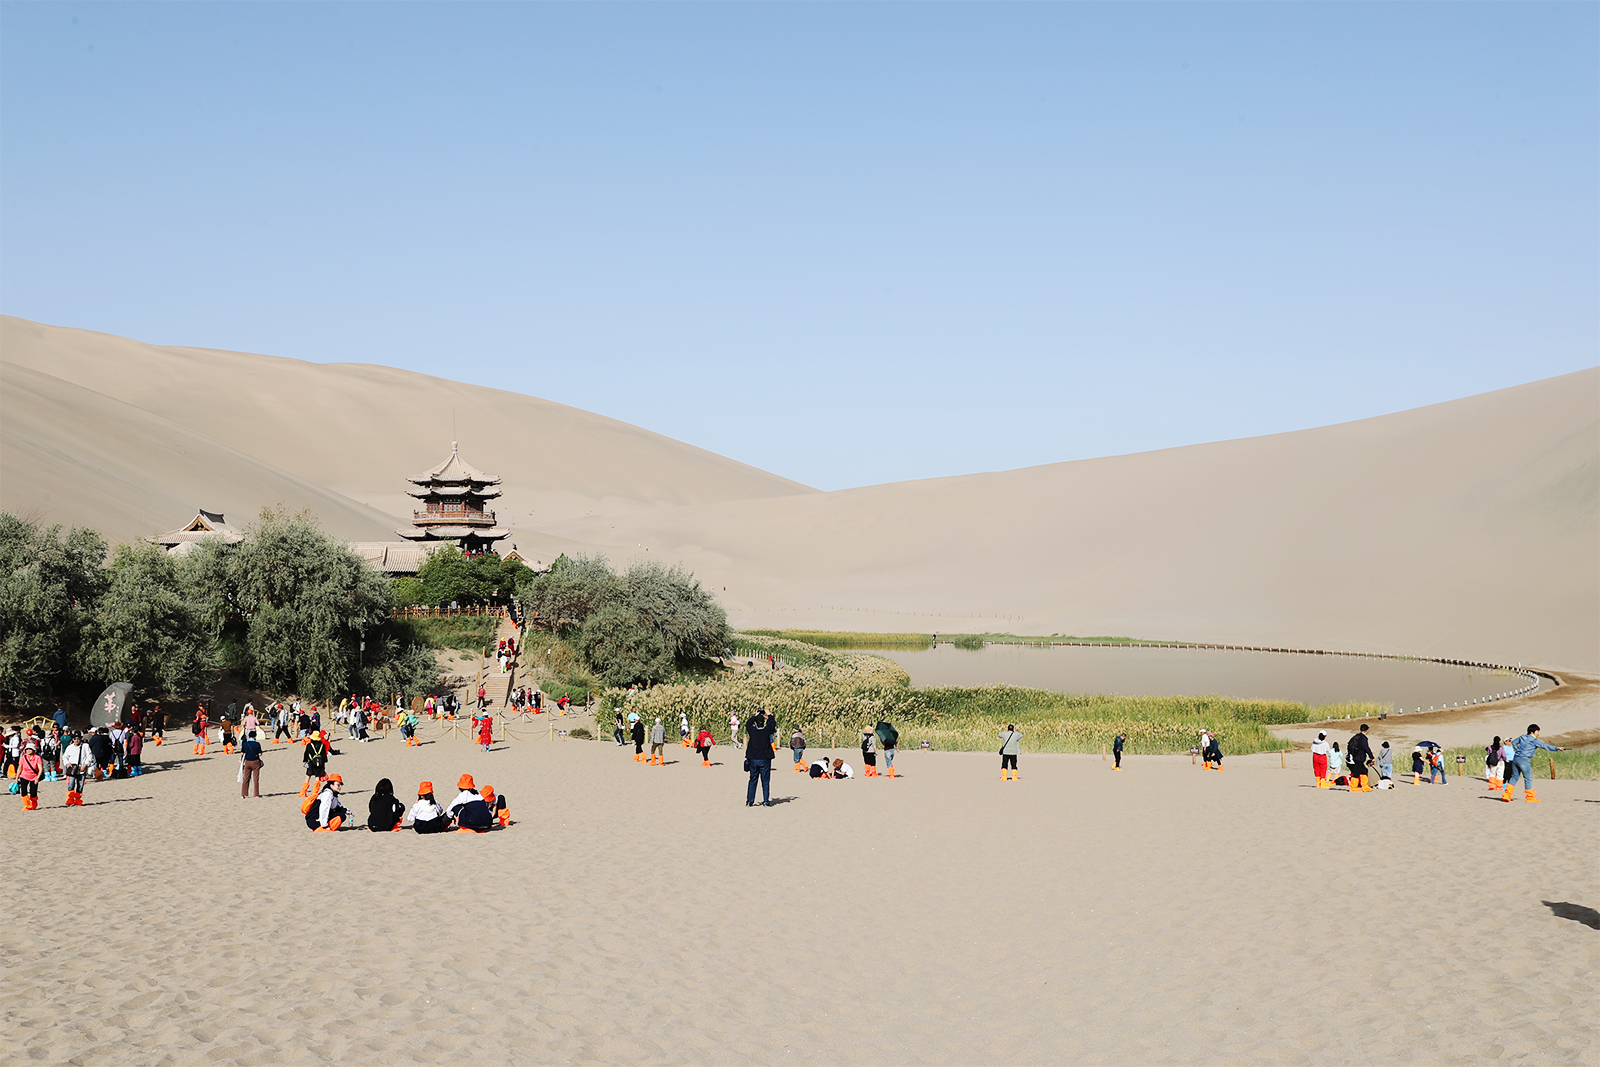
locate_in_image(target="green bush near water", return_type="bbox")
[604,633,1371,755]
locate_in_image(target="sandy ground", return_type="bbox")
[5,724,1595,1066]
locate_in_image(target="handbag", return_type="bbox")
[237,758,246,784]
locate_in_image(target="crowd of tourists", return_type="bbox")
[1308,722,1562,799]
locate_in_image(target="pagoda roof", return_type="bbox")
[406,485,501,500]
[397,526,510,541]
[409,443,500,486]
[348,542,427,575]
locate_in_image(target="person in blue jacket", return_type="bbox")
[1503,724,1562,803]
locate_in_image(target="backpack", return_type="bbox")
[1485,746,1499,767]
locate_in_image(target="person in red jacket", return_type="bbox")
[695,727,715,767]
[477,713,493,752]
[16,740,43,810]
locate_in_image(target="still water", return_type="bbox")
[872,643,1547,711]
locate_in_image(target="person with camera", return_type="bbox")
[744,708,778,807]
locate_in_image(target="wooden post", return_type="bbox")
[1101,744,1106,761]
[1281,750,1286,769]
[1550,757,1557,780]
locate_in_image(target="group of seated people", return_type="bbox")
[808,757,854,779]
[302,773,510,833]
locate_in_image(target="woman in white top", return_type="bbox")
[62,731,93,806]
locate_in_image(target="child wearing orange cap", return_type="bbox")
[410,782,450,833]
[448,773,494,832]
[480,784,510,828]
[299,731,330,798]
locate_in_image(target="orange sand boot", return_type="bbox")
[1524,789,1541,803]
[1501,784,1515,802]
[886,767,897,778]
[498,809,510,828]
[794,762,806,773]
[298,782,310,798]
[702,759,710,767]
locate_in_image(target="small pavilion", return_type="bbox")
[398,443,510,555]
[151,509,244,556]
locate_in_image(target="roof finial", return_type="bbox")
[452,441,458,454]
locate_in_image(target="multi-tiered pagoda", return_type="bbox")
[398,443,510,555]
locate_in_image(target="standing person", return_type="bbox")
[241,704,259,741]
[87,728,114,781]
[149,702,165,746]
[860,728,878,777]
[1484,736,1504,789]
[744,709,777,807]
[125,727,143,777]
[3,725,20,778]
[477,684,487,711]
[53,703,69,735]
[679,712,690,748]
[367,779,406,832]
[1503,724,1563,803]
[296,707,313,742]
[1198,729,1213,770]
[239,731,263,798]
[410,782,451,833]
[191,708,209,756]
[998,724,1022,781]
[881,722,899,778]
[728,712,740,747]
[219,718,237,756]
[789,727,806,770]
[1205,732,1224,771]
[1347,724,1374,792]
[631,716,646,763]
[649,718,665,765]
[695,726,715,767]
[1311,732,1331,786]
[613,708,626,746]
[1328,742,1346,787]
[477,712,494,753]
[1112,732,1126,771]
[1376,741,1394,786]
[62,731,91,806]
[16,740,43,810]
[300,732,329,798]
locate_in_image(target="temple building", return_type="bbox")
[398,442,510,554]
[151,509,244,556]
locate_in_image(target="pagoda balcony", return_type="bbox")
[414,509,496,525]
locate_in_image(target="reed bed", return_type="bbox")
[600,633,1358,756]
[741,629,934,650]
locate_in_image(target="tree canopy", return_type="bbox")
[0,514,108,705]
[392,545,531,608]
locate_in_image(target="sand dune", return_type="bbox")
[548,369,1600,672]
[0,316,813,545]
[6,727,1597,1065]
[2,315,1594,671]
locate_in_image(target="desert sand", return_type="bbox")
[3,316,1594,673]
[6,707,1596,1066]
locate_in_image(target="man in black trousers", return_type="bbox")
[1347,723,1375,792]
[745,709,778,807]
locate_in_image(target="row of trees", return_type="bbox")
[392,546,531,609]
[518,554,729,687]
[0,510,438,709]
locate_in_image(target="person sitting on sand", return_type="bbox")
[306,774,349,832]
[410,782,451,834]
[830,758,854,779]
[448,774,494,832]
[481,784,510,828]
[809,756,830,779]
[367,778,406,832]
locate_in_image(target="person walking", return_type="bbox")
[1112,732,1126,771]
[860,728,878,777]
[477,712,493,753]
[728,713,740,748]
[790,727,806,771]
[125,727,143,777]
[1347,724,1374,792]
[998,724,1022,781]
[16,740,43,811]
[62,731,91,806]
[239,730,264,798]
[631,716,646,763]
[679,712,690,748]
[649,718,666,765]
[695,726,715,767]
[1503,724,1563,802]
[745,709,777,806]
[1484,735,1504,790]
[881,721,899,778]
[300,732,329,798]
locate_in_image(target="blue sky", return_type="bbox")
[3,3,1595,490]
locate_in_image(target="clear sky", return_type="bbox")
[3,3,1595,491]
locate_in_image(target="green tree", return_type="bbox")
[0,514,107,705]
[361,636,440,702]
[82,543,215,697]
[517,553,622,633]
[624,561,729,661]
[574,601,674,688]
[229,508,392,699]
[397,545,532,607]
